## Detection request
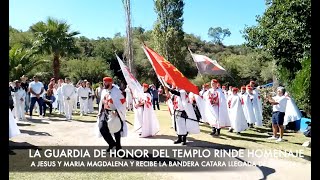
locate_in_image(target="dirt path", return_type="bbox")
[10,116,311,180]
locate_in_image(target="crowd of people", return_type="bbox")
[9,75,302,151]
[9,75,100,121]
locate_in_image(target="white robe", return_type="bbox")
[284,96,302,126]
[125,87,133,110]
[140,93,160,137]
[133,98,143,132]
[166,95,175,128]
[96,85,128,137]
[13,88,26,120]
[250,93,263,126]
[208,88,231,128]
[52,88,58,109]
[241,93,256,124]
[9,109,21,138]
[202,90,218,126]
[173,89,200,135]
[228,94,248,132]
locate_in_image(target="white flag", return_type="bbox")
[116,54,144,98]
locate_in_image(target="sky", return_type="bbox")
[9,0,267,46]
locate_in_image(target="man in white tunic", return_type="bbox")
[227,88,248,134]
[56,79,65,115]
[13,80,26,121]
[134,83,160,137]
[62,78,75,120]
[97,77,128,151]
[164,85,200,145]
[247,85,263,127]
[125,85,133,111]
[208,79,231,136]
[241,86,256,127]
[77,81,90,116]
[86,81,95,113]
[249,81,263,126]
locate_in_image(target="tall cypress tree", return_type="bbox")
[152,0,186,74]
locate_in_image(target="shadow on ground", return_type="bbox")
[145,134,275,178]
[20,129,51,136]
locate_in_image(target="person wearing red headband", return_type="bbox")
[164,84,200,145]
[133,83,160,137]
[97,77,128,152]
[227,88,248,134]
[207,79,231,136]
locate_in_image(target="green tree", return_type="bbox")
[208,27,231,45]
[9,45,48,80]
[243,0,311,115]
[61,58,113,83]
[243,0,311,81]
[30,17,80,81]
[152,0,187,75]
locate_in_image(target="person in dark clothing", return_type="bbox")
[9,82,15,111]
[42,92,53,116]
[150,85,160,110]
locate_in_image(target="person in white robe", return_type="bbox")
[77,81,90,116]
[62,78,76,120]
[13,80,26,121]
[164,84,200,145]
[133,83,159,137]
[56,80,65,115]
[227,88,248,134]
[165,92,175,128]
[9,109,21,138]
[227,86,233,97]
[247,85,263,127]
[97,77,128,151]
[250,81,263,126]
[222,85,228,99]
[86,82,95,113]
[207,79,231,136]
[241,86,257,127]
[72,82,78,113]
[284,92,302,126]
[125,85,133,111]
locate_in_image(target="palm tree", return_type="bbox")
[9,45,48,80]
[30,17,80,80]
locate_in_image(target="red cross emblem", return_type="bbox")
[185,94,190,103]
[173,96,178,110]
[145,96,152,108]
[241,98,244,105]
[103,94,113,109]
[228,98,232,108]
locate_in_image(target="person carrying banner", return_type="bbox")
[97,77,128,151]
[164,85,200,145]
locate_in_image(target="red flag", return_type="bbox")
[142,45,199,95]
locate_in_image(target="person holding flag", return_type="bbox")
[164,84,200,145]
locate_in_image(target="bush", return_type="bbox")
[259,87,274,128]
